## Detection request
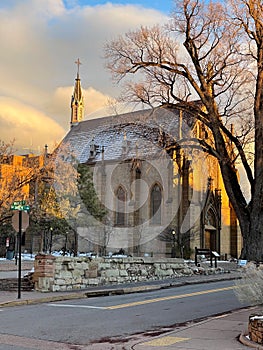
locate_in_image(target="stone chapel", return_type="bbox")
[61,65,242,259]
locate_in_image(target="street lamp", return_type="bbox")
[171,229,176,258]
[49,227,53,254]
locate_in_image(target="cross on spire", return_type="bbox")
[75,58,82,76]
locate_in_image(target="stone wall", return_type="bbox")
[34,254,193,292]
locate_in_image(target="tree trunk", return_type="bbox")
[73,229,78,257]
[242,211,263,261]
[244,36,263,262]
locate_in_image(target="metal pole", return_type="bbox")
[18,210,22,299]
[171,230,176,258]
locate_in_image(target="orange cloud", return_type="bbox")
[0,97,65,153]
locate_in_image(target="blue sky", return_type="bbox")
[65,0,172,13]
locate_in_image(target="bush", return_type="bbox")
[234,262,263,305]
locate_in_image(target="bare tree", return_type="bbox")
[105,0,263,261]
[42,143,81,255]
[17,143,80,255]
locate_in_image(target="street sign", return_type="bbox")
[10,200,30,211]
[13,200,26,206]
[12,211,29,232]
[11,204,30,211]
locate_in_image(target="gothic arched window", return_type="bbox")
[150,183,162,224]
[115,186,127,226]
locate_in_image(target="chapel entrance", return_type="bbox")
[204,228,217,251]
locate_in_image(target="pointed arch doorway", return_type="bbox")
[204,208,219,252]
[204,225,217,251]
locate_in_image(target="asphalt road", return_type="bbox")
[0,280,247,349]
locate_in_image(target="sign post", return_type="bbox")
[18,210,22,299]
[11,201,30,299]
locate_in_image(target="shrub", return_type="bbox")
[234,263,263,306]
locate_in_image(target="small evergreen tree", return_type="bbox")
[77,164,107,221]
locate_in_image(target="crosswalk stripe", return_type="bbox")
[140,336,190,346]
[49,304,106,309]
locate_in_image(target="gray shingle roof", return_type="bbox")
[62,107,194,164]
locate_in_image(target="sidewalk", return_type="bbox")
[0,264,262,349]
[132,306,262,350]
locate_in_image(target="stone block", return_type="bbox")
[104,269,120,277]
[181,268,193,275]
[59,285,67,291]
[85,268,98,278]
[80,262,89,270]
[98,263,111,270]
[140,269,148,276]
[66,285,73,290]
[160,264,167,269]
[65,262,74,270]
[52,285,60,292]
[119,270,128,277]
[59,271,72,279]
[127,266,139,275]
[73,277,82,284]
[109,277,118,282]
[117,277,125,283]
[88,278,100,285]
[35,277,53,292]
[55,279,66,285]
[155,268,174,276]
[72,270,83,279]
[172,263,188,270]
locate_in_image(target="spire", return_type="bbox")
[70,58,84,127]
[76,58,81,77]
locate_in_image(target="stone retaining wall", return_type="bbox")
[34,254,195,292]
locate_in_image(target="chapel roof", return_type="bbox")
[62,106,195,164]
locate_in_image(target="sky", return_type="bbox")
[0,0,172,154]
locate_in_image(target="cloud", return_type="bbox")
[0,97,65,153]
[0,1,167,151]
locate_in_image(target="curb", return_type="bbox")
[239,333,263,349]
[0,292,87,308]
[85,283,165,297]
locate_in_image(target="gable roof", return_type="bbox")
[62,106,195,164]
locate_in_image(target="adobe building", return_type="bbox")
[0,152,49,256]
[59,66,242,259]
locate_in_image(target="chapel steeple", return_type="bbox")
[71,58,84,127]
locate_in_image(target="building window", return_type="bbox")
[115,186,127,226]
[150,183,162,224]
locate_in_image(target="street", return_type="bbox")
[0,280,248,349]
